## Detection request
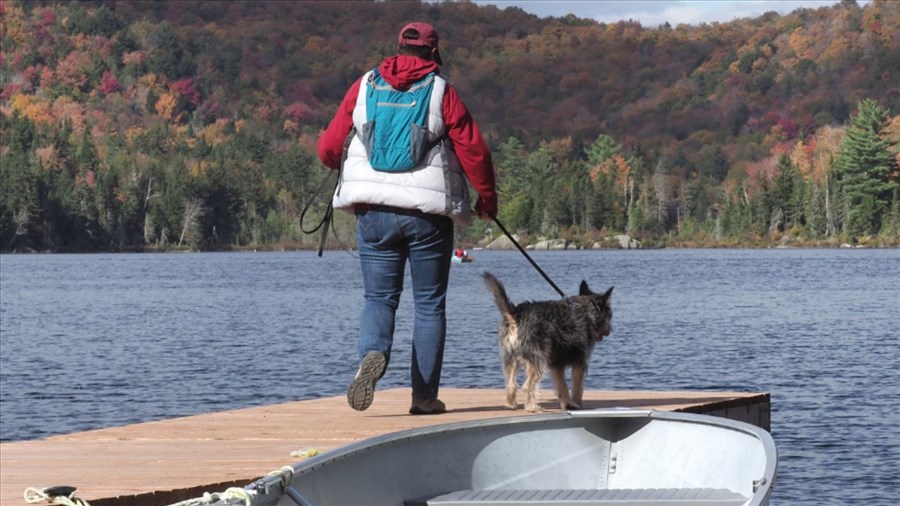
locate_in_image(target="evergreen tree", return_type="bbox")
[0,112,38,249]
[771,154,804,231]
[584,134,620,166]
[522,146,555,234]
[833,99,899,238]
[805,183,827,240]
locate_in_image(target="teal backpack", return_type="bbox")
[362,69,440,172]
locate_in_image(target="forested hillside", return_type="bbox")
[1,0,898,252]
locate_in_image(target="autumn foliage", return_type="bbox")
[0,0,898,252]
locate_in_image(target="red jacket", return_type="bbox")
[317,55,497,217]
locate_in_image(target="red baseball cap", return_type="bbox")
[398,22,443,65]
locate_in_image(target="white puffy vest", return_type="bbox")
[332,70,471,225]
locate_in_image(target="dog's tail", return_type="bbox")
[482,272,517,328]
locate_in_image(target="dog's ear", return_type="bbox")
[579,280,591,295]
[601,286,614,302]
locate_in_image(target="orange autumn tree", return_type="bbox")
[155,92,178,122]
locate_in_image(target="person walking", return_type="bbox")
[317,22,497,415]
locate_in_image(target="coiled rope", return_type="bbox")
[25,464,304,506]
[267,465,295,492]
[165,464,300,506]
[167,487,254,506]
[24,486,90,506]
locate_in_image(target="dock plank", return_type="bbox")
[1,388,768,506]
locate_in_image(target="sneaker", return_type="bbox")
[347,351,387,411]
[409,398,447,415]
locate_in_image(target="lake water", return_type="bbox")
[1,248,898,504]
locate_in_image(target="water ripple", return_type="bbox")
[1,249,898,504]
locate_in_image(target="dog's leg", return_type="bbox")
[503,358,519,410]
[571,364,586,408]
[551,367,578,410]
[523,362,543,412]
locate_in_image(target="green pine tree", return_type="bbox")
[584,134,621,166]
[833,99,899,239]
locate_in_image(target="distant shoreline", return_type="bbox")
[3,240,896,254]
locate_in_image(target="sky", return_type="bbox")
[471,1,872,26]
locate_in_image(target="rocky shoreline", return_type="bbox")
[480,234,643,250]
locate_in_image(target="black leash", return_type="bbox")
[300,170,339,257]
[491,216,566,298]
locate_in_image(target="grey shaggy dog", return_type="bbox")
[482,272,613,412]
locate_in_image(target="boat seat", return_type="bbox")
[407,488,749,506]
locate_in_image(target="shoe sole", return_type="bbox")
[347,352,387,411]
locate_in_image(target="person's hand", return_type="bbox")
[474,195,497,220]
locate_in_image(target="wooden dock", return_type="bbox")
[1,388,769,506]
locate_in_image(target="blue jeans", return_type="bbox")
[355,206,454,401]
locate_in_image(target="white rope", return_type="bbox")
[267,466,295,492]
[26,463,298,506]
[172,464,298,506]
[24,487,91,506]
[167,487,254,506]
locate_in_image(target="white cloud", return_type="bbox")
[474,1,872,26]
